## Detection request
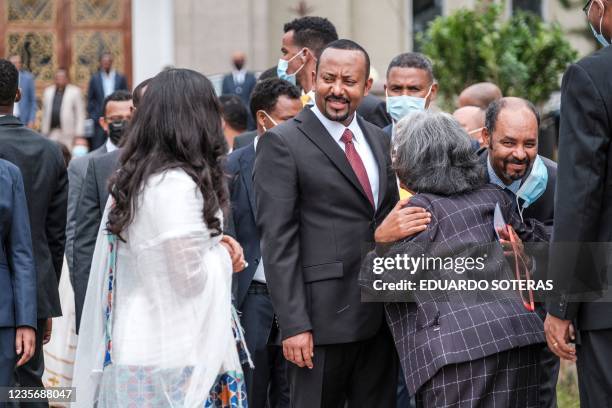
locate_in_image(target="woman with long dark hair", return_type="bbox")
[73,69,249,407]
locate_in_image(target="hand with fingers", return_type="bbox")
[282,331,314,369]
[375,199,431,243]
[498,225,533,269]
[220,235,248,272]
[544,313,576,361]
[15,326,36,367]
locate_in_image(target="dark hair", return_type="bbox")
[102,90,132,118]
[107,69,227,239]
[387,52,434,82]
[257,66,278,81]
[132,78,152,108]
[249,78,300,122]
[393,111,486,195]
[283,16,338,58]
[99,52,113,61]
[55,141,72,167]
[219,95,248,132]
[316,39,370,79]
[0,59,19,106]
[485,97,540,136]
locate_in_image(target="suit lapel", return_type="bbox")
[239,146,257,217]
[296,109,373,209]
[96,73,105,99]
[358,116,387,211]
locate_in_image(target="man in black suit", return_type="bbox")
[0,59,68,399]
[481,97,559,408]
[254,40,399,408]
[227,77,302,408]
[87,52,128,149]
[544,2,612,405]
[222,51,257,108]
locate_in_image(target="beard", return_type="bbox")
[503,156,531,181]
[323,95,351,123]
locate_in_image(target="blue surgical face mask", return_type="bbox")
[72,145,89,158]
[515,155,548,222]
[588,0,610,47]
[277,49,306,86]
[385,85,433,123]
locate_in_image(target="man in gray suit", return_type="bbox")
[73,149,120,331]
[65,91,132,284]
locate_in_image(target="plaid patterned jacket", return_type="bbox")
[375,184,549,395]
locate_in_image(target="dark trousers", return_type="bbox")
[287,325,398,408]
[241,283,290,408]
[538,344,560,408]
[0,328,16,387]
[13,319,47,408]
[577,329,612,408]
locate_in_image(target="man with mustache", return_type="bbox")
[254,39,399,407]
[480,96,559,408]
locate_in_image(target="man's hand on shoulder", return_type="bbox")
[375,199,431,243]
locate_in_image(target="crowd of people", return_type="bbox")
[0,2,611,407]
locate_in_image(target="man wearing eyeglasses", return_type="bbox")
[545,1,612,406]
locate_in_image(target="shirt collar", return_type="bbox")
[106,139,118,153]
[310,103,361,144]
[102,70,116,78]
[487,154,521,193]
[254,135,260,152]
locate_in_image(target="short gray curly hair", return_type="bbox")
[392,110,486,195]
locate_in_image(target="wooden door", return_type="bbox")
[0,0,132,94]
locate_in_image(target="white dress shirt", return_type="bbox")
[101,70,116,97]
[311,104,380,208]
[252,135,266,283]
[232,69,247,85]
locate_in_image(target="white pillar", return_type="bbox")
[132,0,175,86]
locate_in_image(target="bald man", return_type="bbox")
[222,51,257,109]
[453,106,486,147]
[458,82,502,109]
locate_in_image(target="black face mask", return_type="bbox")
[108,120,128,145]
[234,61,244,70]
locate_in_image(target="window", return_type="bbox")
[511,0,543,17]
[413,0,443,50]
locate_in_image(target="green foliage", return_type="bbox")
[418,1,578,109]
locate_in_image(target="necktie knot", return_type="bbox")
[341,128,353,144]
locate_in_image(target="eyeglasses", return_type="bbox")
[583,0,593,15]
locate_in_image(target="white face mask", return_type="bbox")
[259,110,278,132]
[468,127,484,136]
[385,85,433,123]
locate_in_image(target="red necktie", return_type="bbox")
[341,128,375,207]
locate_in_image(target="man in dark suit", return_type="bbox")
[0,159,37,388]
[227,78,302,408]
[72,149,120,331]
[86,52,128,150]
[481,97,559,408]
[222,51,257,108]
[66,91,132,285]
[254,40,399,407]
[8,54,37,128]
[0,59,67,399]
[544,3,612,405]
